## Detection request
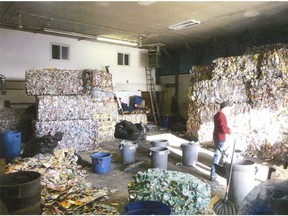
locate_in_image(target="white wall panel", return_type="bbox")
[0,28,147,90]
[0,28,148,106]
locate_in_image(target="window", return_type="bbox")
[51,43,69,60]
[117,52,129,66]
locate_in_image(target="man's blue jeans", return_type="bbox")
[210,141,225,178]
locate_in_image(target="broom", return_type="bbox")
[213,138,237,215]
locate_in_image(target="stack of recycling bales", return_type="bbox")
[26,69,116,151]
[85,70,118,143]
[187,65,213,140]
[187,44,288,165]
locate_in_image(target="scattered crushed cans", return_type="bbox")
[128,168,211,215]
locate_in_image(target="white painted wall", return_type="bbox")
[0,28,148,105]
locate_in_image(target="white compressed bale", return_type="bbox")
[26,69,114,96]
[35,119,98,151]
[26,69,84,95]
[36,95,94,121]
[0,109,25,132]
[117,114,148,124]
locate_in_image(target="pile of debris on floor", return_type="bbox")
[128,168,212,215]
[5,148,119,215]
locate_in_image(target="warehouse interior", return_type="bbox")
[0,1,288,215]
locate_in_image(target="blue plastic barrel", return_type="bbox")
[0,131,21,160]
[162,115,170,129]
[90,152,111,174]
[121,201,171,215]
[132,96,142,109]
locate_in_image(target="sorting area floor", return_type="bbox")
[77,130,227,211]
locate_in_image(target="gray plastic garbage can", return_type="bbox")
[180,142,199,166]
[151,139,169,148]
[149,147,169,169]
[119,142,138,164]
[226,159,256,207]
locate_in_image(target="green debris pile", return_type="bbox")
[120,140,136,146]
[182,141,199,146]
[128,168,211,214]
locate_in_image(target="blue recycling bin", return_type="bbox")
[0,131,21,160]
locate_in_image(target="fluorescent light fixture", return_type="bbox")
[168,19,200,30]
[96,36,138,46]
[43,28,98,39]
[43,28,138,46]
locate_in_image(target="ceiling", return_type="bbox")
[0,1,287,49]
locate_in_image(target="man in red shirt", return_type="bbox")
[210,101,232,181]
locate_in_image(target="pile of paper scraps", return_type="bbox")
[5,148,119,215]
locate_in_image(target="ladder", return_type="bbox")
[145,67,161,125]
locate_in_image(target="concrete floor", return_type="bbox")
[77,130,227,212]
[0,128,280,214]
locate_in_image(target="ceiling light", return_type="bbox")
[244,11,260,17]
[96,36,138,46]
[43,28,98,39]
[168,19,200,31]
[137,1,156,6]
[43,28,138,46]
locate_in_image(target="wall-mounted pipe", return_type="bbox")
[0,74,6,95]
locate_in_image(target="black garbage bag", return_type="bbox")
[135,122,149,134]
[114,120,148,141]
[22,132,64,158]
[134,122,149,141]
[21,104,37,143]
